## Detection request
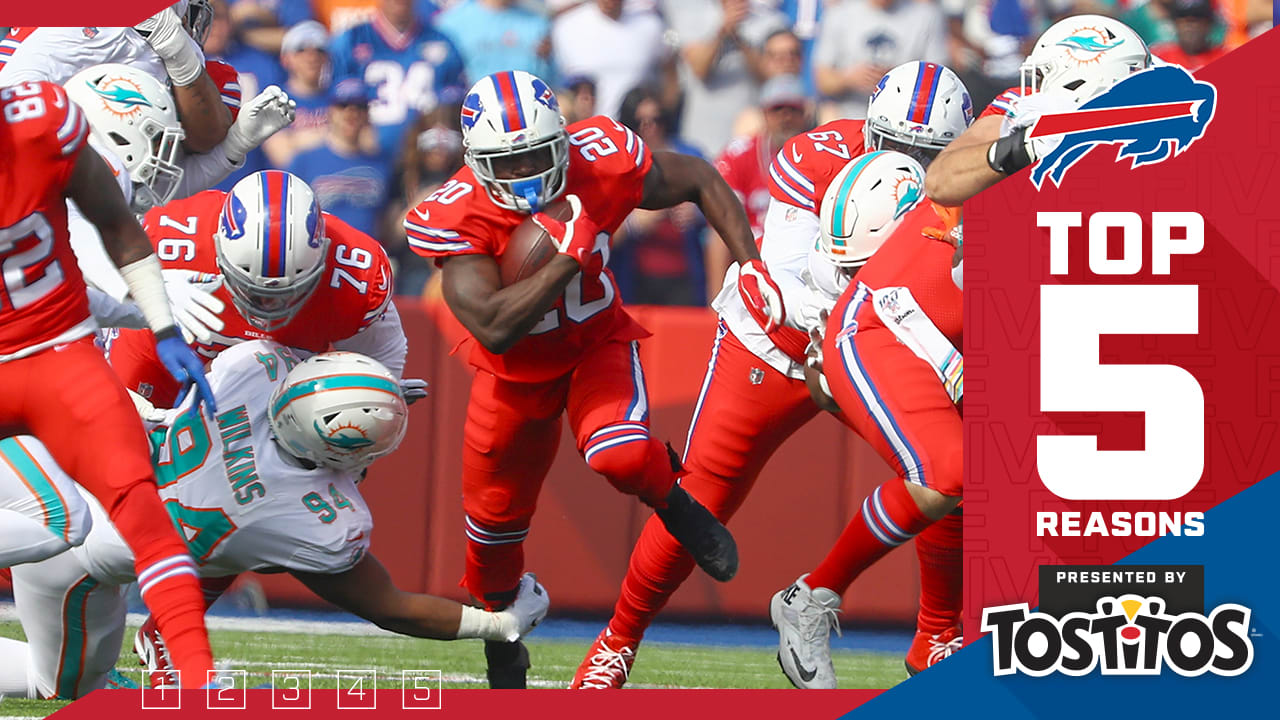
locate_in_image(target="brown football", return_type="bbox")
[498,199,573,286]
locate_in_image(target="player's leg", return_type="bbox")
[0,437,93,567]
[17,338,214,688]
[907,506,963,675]
[575,325,819,688]
[460,370,565,689]
[567,339,737,582]
[772,322,962,689]
[4,549,128,698]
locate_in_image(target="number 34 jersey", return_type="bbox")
[404,115,651,383]
[76,341,374,582]
[109,189,394,403]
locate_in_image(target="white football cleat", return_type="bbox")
[771,574,841,689]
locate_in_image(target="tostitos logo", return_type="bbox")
[1055,26,1126,64]
[982,596,1253,677]
[87,74,152,118]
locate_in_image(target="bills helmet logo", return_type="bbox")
[461,92,484,130]
[1027,65,1216,189]
[530,77,559,112]
[870,74,889,103]
[220,193,247,240]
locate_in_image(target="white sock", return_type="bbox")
[0,637,38,698]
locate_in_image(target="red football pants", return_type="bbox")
[0,336,212,682]
[461,340,677,608]
[608,323,820,639]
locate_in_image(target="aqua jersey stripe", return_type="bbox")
[831,152,884,244]
[0,437,69,541]
[271,374,402,418]
[57,575,99,698]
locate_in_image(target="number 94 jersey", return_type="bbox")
[405,115,651,383]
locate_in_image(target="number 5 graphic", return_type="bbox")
[1037,284,1204,500]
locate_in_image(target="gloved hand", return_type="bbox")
[989,92,1078,175]
[135,7,204,86]
[531,194,603,276]
[804,308,829,372]
[400,378,429,405]
[496,573,549,642]
[737,259,786,334]
[223,86,297,162]
[127,389,167,424]
[155,329,217,417]
[163,269,225,345]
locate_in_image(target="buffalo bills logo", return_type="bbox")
[305,202,322,248]
[530,76,559,112]
[961,91,973,125]
[1027,65,1216,189]
[870,74,889,103]
[220,193,247,239]
[461,92,484,130]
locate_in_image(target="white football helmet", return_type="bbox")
[63,63,185,213]
[818,151,926,268]
[865,62,972,166]
[269,352,409,472]
[1020,14,1151,106]
[215,170,329,332]
[461,70,569,213]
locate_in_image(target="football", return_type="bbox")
[498,199,573,286]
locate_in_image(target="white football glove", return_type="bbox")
[400,378,429,405]
[163,269,225,345]
[223,86,297,162]
[496,572,549,642]
[135,7,205,86]
[128,389,166,424]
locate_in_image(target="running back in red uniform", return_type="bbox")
[768,118,868,213]
[109,190,394,405]
[407,114,651,384]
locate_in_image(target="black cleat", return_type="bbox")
[656,484,739,582]
[484,639,530,689]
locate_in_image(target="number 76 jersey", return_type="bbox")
[109,189,394,403]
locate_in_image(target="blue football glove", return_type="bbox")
[155,329,217,417]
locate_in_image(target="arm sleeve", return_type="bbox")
[86,287,147,329]
[331,301,408,380]
[759,197,823,330]
[176,145,243,198]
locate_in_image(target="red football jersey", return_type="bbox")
[110,189,393,400]
[205,59,242,119]
[0,81,93,358]
[838,201,962,348]
[768,119,868,213]
[716,134,772,238]
[980,87,1022,120]
[405,115,651,382]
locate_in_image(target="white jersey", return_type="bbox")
[67,137,133,301]
[74,340,373,582]
[0,27,183,87]
[712,198,823,380]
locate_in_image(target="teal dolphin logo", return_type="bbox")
[89,79,152,109]
[315,420,373,449]
[1056,35,1124,53]
[893,178,922,220]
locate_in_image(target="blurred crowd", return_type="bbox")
[84,0,1280,300]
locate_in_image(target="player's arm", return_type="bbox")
[135,7,231,153]
[640,150,758,265]
[923,114,1004,207]
[291,555,548,642]
[440,253,580,354]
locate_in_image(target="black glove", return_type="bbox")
[987,126,1037,175]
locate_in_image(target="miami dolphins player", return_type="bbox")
[0,342,549,698]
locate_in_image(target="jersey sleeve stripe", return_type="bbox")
[774,150,815,193]
[404,219,460,239]
[59,106,89,156]
[407,236,475,253]
[55,98,81,142]
[631,134,647,168]
[769,163,816,209]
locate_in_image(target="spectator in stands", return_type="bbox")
[771,0,823,95]
[436,0,553,82]
[730,28,804,139]
[558,74,597,124]
[813,0,947,120]
[229,0,316,54]
[552,0,675,118]
[263,20,335,167]
[707,73,813,298]
[287,78,394,241]
[330,0,466,155]
[313,0,440,34]
[941,0,1041,111]
[665,0,787,158]
[609,86,708,307]
[388,107,465,295]
[1152,0,1229,69]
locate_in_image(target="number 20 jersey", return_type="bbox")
[406,115,651,383]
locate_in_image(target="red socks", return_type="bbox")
[914,509,963,635]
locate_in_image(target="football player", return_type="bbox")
[405,69,785,688]
[771,152,963,688]
[0,342,550,697]
[924,15,1151,210]
[0,80,217,688]
[571,62,972,689]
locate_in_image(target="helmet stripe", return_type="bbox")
[271,373,402,419]
[908,62,941,124]
[259,172,274,278]
[260,171,288,278]
[276,173,289,279]
[494,71,525,133]
[831,152,882,245]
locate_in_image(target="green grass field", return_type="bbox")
[0,619,905,717]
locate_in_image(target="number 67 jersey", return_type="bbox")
[108,189,398,406]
